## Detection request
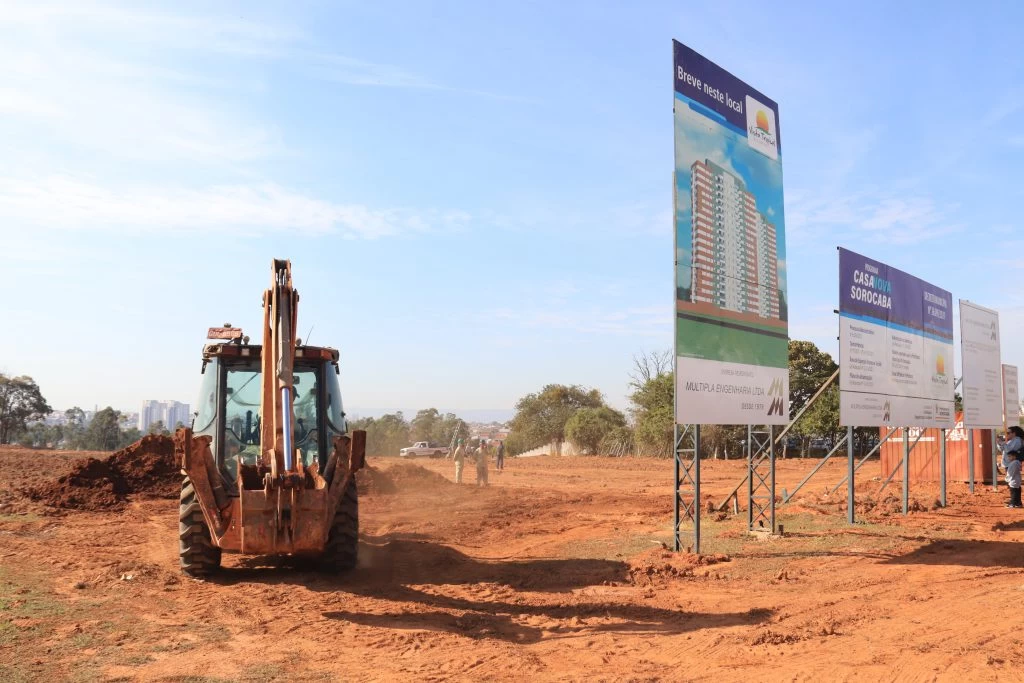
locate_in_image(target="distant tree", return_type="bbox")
[14,422,65,449]
[565,406,627,455]
[147,420,169,436]
[629,350,673,391]
[598,425,635,457]
[788,340,838,416]
[46,423,64,448]
[433,412,468,446]
[82,407,122,451]
[954,392,963,413]
[700,425,747,460]
[16,422,51,448]
[117,427,142,449]
[503,431,533,457]
[350,412,410,457]
[0,374,52,445]
[63,407,87,450]
[630,365,674,458]
[509,384,605,452]
[787,341,839,457]
[798,385,842,453]
[410,408,441,443]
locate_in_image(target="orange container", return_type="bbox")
[879,413,994,483]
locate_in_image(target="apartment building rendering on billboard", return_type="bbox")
[690,159,780,320]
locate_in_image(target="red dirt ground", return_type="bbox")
[1,446,1022,681]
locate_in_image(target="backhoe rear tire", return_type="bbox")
[320,476,358,572]
[179,477,222,578]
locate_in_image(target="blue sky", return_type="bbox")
[1,1,1022,420]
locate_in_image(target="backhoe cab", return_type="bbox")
[175,259,365,577]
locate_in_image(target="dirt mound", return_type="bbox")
[750,629,804,646]
[28,458,129,511]
[108,434,179,499]
[386,462,453,489]
[27,435,178,511]
[357,466,397,495]
[357,462,453,496]
[628,548,730,583]
[791,487,934,519]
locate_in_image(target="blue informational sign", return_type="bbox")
[838,247,955,427]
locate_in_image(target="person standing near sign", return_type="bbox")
[997,426,1024,508]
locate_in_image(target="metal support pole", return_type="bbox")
[847,425,855,524]
[878,429,925,495]
[827,427,898,496]
[939,428,947,508]
[747,426,775,533]
[673,424,700,553]
[769,426,776,533]
[694,426,701,554]
[902,429,910,515]
[746,425,753,529]
[992,430,999,492]
[673,424,680,551]
[968,429,975,493]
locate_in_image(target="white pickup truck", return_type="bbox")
[399,441,449,458]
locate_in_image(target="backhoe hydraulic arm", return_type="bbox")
[260,259,301,481]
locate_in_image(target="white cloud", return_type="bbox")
[0,2,305,54]
[490,304,667,338]
[0,0,521,170]
[0,42,281,165]
[786,191,961,246]
[0,88,63,118]
[0,175,471,238]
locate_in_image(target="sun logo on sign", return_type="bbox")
[936,354,945,376]
[755,110,770,133]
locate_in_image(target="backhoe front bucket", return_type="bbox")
[176,428,365,556]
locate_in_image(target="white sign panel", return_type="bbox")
[838,248,955,428]
[959,300,1002,428]
[1002,364,1020,429]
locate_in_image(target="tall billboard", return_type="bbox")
[959,300,1002,428]
[1002,364,1020,430]
[838,248,955,428]
[673,40,789,426]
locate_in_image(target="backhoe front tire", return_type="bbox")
[179,478,222,578]
[320,476,358,572]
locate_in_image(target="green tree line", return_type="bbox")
[349,408,470,457]
[1,373,143,450]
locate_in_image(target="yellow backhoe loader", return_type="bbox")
[174,259,365,577]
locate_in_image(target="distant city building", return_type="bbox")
[469,424,511,441]
[165,401,191,430]
[139,400,192,432]
[690,159,779,318]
